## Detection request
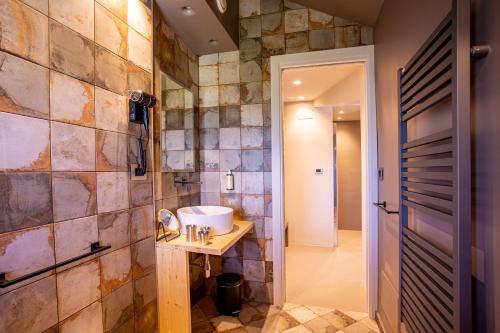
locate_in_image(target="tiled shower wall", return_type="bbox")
[0,0,157,332]
[197,0,373,304]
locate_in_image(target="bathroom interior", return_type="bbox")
[1,0,500,333]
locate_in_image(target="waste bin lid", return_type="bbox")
[217,273,242,287]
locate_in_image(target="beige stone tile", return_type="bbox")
[127,61,152,93]
[200,65,219,86]
[50,71,95,126]
[52,172,97,222]
[54,215,98,263]
[131,237,155,278]
[0,113,50,171]
[220,84,241,106]
[127,0,152,40]
[97,210,130,250]
[321,310,356,329]
[283,324,314,333]
[51,121,95,171]
[0,0,49,66]
[342,311,368,321]
[57,259,101,320]
[241,104,263,126]
[99,246,132,296]
[200,86,219,107]
[0,51,49,119]
[95,86,128,133]
[95,46,128,94]
[286,306,318,324]
[309,9,333,30]
[59,301,103,333]
[96,130,128,171]
[21,0,48,14]
[210,315,243,331]
[97,172,129,213]
[359,317,380,332]
[129,174,153,208]
[49,20,94,83]
[97,0,127,22]
[128,27,152,72]
[95,2,128,58]
[343,322,374,333]
[219,61,240,85]
[49,0,94,40]
[134,299,158,332]
[306,305,334,317]
[285,9,308,33]
[243,259,266,282]
[0,225,54,295]
[0,276,58,333]
[102,282,134,331]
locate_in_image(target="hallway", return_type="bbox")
[286,230,366,312]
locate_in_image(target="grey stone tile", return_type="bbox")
[199,53,218,66]
[240,60,262,83]
[52,172,97,222]
[242,172,264,194]
[335,26,361,48]
[286,32,309,54]
[127,27,152,73]
[241,82,263,104]
[334,17,357,27]
[164,109,185,130]
[262,81,271,103]
[0,173,52,233]
[284,0,305,10]
[243,260,266,282]
[99,246,132,296]
[284,8,308,33]
[244,281,271,303]
[95,45,127,95]
[199,86,219,107]
[49,20,94,83]
[263,148,272,171]
[261,0,282,14]
[219,51,240,63]
[200,107,220,129]
[220,84,241,106]
[361,26,374,45]
[265,195,272,217]
[102,282,134,332]
[262,34,285,57]
[131,237,155,279]
[98,209,130,250]
[242,150,264,172]
[96,130,128,171]
[220,128,241,149]
[0,51,49,119]
[220,150,242,172]
[240,38,262,61]
[242,195,265,217]
[242,127,264,149]
[200,192,221,206]
[219,61,240,84]
[130,205,154,242]
[262,57,270,81]
[220,105,241,128]
[59,300,103,333]
[221,193,243,217]
[49,0,94,40]
[240,0,260,17]
[129,174,153,208]
[95,2,128,58]
[200,150,220,171]
[199,65,219,86]
[133,300,158,332]
[200,128,220,149]
[264,172,272,194]
[241,17,262,39]
[134,271,157,310]
[309,29,335,50]
[54,215,98,265]
[97,172,129,213]
[262,13,284,36]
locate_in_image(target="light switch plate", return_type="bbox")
[130,164,147,180]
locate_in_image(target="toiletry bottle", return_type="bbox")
[226,169,234,191]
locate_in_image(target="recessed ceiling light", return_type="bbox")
[337,116,342,120]
[298,96,305,100]
[209,39,219,45]
[181,6,195,16]
[339,110,344,114]
[293,80,302,85]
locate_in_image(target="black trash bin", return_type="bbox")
[216,273,243,316]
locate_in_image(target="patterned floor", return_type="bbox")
[191,296,380,333]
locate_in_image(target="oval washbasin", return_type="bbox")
[177,206,234,236]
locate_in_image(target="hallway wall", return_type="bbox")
[283,102,335,247]
[373,0,451,332]
[336,121,362,231]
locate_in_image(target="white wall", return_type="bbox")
[284,102,334,247]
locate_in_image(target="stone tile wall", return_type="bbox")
[197,0,373,304]
[0,0,157,332]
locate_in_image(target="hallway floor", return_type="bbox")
[191,296,379,332]
[286,230,366,312]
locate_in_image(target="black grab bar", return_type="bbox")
[0,242,111,288]
[373,201,399,215]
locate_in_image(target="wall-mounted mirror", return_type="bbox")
[160,72,196,172]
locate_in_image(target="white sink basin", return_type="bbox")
[177,206,234,236]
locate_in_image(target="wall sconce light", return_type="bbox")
[298,108,313,120]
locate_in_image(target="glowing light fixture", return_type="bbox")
[292,80,302,85]
[297,96,305,100]
[298,108,313,120]
[339,110,344,114]
[181,6,195,16]
[337,116,342,120]
[209,39,219,46]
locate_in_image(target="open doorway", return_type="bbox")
[271,46,379,318]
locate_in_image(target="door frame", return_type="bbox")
[270,46,379,318]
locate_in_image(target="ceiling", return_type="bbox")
[282,64,362,102]
[292,0,384,26]
[156,0,238,55]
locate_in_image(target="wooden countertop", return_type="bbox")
[155,220,253,256]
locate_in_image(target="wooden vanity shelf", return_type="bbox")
[156,219,253,333]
